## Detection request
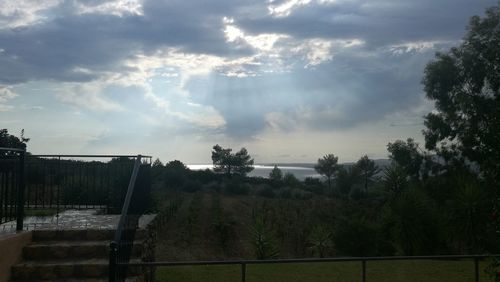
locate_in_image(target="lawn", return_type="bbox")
[156,260,494,282]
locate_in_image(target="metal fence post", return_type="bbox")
[109,242,118,282]
[474,257,479,282]
[361,259,366,282]
[16,150,25,231]
[241,262,246,282]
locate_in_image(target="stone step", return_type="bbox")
[23,240,143,260]
[32,229,145,242]
[11,258,142,280]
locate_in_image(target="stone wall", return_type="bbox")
[0,231,32,282]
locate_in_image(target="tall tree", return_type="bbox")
[314,154,339,190]
[354,155,380,191]
[422,4,500,184]
[387,138,424,181]
[211,144,254,177]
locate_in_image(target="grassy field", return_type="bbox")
[156,260,494,282]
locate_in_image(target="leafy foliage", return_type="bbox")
[387,139,424,180]
[250,213,280,259]
[0,128,29,155]
[422,4,500,183]
[269,165,283,182]
[211,144,254,177]
[307,225,333,258]
[354,155,380,191]
[314,154,340,190]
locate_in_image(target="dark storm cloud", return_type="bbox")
[237,0,490,48]
[0,0,258,84]
[0,0,496,139]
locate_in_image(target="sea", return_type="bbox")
[186,164,321,180]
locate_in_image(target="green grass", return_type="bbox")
[156,260,494,282]
[24,208,60,217]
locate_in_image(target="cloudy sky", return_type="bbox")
[0,0,495,163]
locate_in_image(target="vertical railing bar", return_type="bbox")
[106,160,111,213]
[25,159,29,210]
[56,157,61,217]
[109,241,117,282]
[2,164,7,221]
[48,158,52,208]
[241,262,246,282]
[42,158,46,209]
[474,257,479,282]
[7,166,12,221]
[79,160,83,209]
[362,259,366,282]
[85,161,88,209]
[0,168,4,222]
[34,159,39,209]
[16,150,25,231]
[1,168,5,221]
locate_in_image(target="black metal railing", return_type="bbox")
[120,254,496,282]
[109,155,152,282]
[24,155,151,213]
[1,153,151,231]
[0,147,25,231]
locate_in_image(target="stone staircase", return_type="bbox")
[10,229,144,281]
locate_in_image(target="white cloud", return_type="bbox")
[74,0,144,17]
[223,19,364,69]
[55,81,123,112]
[268,0,312,17]
[0,0,60,28]
[268,0,350,17]
[388,40,452,55]
[0,85,17,111]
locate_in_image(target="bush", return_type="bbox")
[182,179,203,193]
[334,216,388,256]
[257,185,276,198]
[223,178,250,195]
[277,187,292,199]
[189,169,221,184]
[291,188,313,200]
[284,173,302,188]
[349,186,366,200]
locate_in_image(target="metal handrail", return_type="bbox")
[122,254,497,266]
[113,155,142,243]
[119,254,497,282]
[109,155,143,282]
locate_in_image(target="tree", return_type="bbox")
[387,138,424,181]
[314,154,339,190]
[211,144,254,177]
[164,160,188,189]
[354,155,380,191]
[152,158,163,168]
[382,164,408,201]
[336,166,360,195]
[422,4,500,184]
[269,165,283,181]
[0,129,29,155]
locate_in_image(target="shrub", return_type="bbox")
[223,179,250,195]
[182,179,203,193]
[257,185,276,198]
